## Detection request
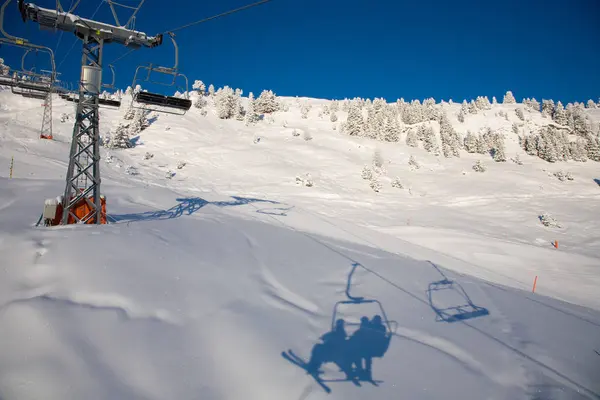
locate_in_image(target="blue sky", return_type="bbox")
[2,0,599,104]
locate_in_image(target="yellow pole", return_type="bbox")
[9,156,14,179]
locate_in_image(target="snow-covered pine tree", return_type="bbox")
[472,160,486,172]
[529,98,540,112]
[515,108,525,121]
[491,133,507,162]
[214,86,236,119]
[492,96,498,105]
[300,102,311,119]
[512,122,520,134]
[408,154,420,169]
[553,101,567,125]
[423,98,438,120]
[330,100,340,112]
[106,122,132,149]
[383,115,400,142]
[586,99,597,109]
[586,134,600,161]
[570,104,587,135]
[192,80,206,95]
[468,100,478,114]
[208,84,215,96]
[439,113,460,157]
[406,128,418,147]
[123,106,136,120]
[345,102,364,136]
[245,92,260,125]
[457,110,465,123]
[503,91,516,104]
[464,131,478,153]
[255,90,280,114]
[194,95,207,109]
[475,96,491,110]
[423,126,439,155]
[330,111,338,122]
[569,138,588,162]
[476,133,488,154]
[541,99,555,118]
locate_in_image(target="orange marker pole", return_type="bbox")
[554,240,558,249]
[532,276,538,293]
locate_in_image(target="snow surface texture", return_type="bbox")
[0,89,599,399]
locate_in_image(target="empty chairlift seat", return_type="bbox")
[135,91,191,111]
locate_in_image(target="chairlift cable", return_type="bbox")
[166,0,273,33]
[108,47,138,65]
[53,0,75,55]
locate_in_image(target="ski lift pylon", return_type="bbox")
[130,32,191,115]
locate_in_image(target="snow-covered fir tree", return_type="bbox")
[383,115,400,142]
[214,86,237,119]
[330,100,340,112]
[569,138,588,162]
[192,80,206,95]
[423,98,438,120]
[344,102,364,136]
[408,155,420,169]
[476,133,488,154]
[541,99,555,118]
[468,100,478,114]
[406,128,418,147]
[106,123,131,149]
[300,101,311,119]
[475,96,491,110]
[586,99,597,109]
[123,106,136,120]
[503,91,516,104]
[330,111,338,122]
[245,92,260,125]
[492,96,498,105]
[423,126,439,155]
[515,107,525,121]
[255,90,280,114]
[491,133,507,162]
[553,101,568,125]
[464,131,478,153]
[473,160,486,172]
[208,84,215,96]
[570,104,587,134]
[457,110,465,123]
[530,98,540,112]
[439,113,460,157]
[586,134,600,161]
[194,94,207,109]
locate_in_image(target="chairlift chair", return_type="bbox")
[130,32,191,115]
[330,263,395,358]
[98,64,121,108]
[0,0,56,98]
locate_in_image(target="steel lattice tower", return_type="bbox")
[61,35,103,224]
[40,90,52,139]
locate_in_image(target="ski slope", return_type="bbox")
[1,89,599,399]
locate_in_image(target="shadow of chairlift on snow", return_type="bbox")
[427,262,489,323]
[282,263,395,393]
[109,196,278,223]
[594,179,600,187]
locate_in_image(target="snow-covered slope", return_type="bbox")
[1,89,599,399]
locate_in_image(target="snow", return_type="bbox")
[1,88,600,399]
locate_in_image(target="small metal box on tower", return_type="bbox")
[43,198,58,219]
[81,65,102,94]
